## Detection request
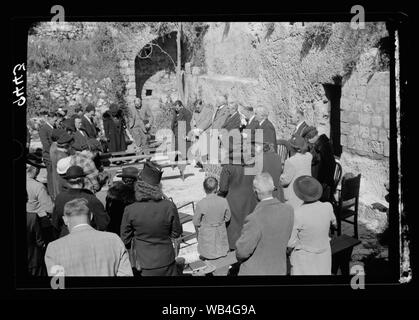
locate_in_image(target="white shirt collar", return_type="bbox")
[261,197,274,201]
[248,115,255,123]
[84,114,92,123]
[46,122,54,129]
[71,223,90,231]
[260,119,266,126]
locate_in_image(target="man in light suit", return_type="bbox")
[129,98,154,148]
[235,173,293,275]
[45,198,133,276]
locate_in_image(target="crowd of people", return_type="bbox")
[26,96,340,277]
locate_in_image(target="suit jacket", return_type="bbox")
[236,198,294,275]
[27,212,45,275]
[52,188,110,238]
[171,107,192,151]
[221,111,242,132]
[311,134,336,189]
[120,199,182,270]
[45,225,133,276]
[38,123,54,163]
[195,105,214,132]
[72,130,89,149]
[81,115,98,138]
[260,119,278,152]
[211,105,231,130]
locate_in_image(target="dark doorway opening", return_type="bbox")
[323,81,342,157]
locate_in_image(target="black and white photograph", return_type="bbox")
[7,2,413,306]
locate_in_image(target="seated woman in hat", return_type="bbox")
[120,161,183,276]
[279,135,313,210]
[105,167,138,235]
[287,176,337,275]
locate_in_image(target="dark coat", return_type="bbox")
[72,130,89,150]
[222,111,242,132]
[27,212,46,276]
[105,182,135,235]
[311,134,336,196]
[171,106,192,152]
[38,123,54,163]
[236,198,294,275]
[81,115,98,138]
[218,164,258,250]
[52,188,110,238]
[120,199,182,270]
[245,117,260,142]
[262,152,285,202]
[103,110,127,153]
[260,119,278,152]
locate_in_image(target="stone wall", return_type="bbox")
[184,22,390,206]
[341,50,390,159]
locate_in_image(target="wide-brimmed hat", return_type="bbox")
[117,167,140,179]
[57,132,74,145]
[139,161,163,186]
[289,135,306,152]
[26,153,46,169]
[63,165,86,180]
[293,175,323,202]
[57,156,72,175]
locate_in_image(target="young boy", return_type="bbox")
[193,177,231,260]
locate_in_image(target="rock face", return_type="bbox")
[27,71,113,117]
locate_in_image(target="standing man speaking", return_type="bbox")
[129,98,155,149]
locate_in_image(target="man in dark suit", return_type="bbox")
[242,106,259,156]
[52,166,110,238]
[221,103,245,132]
[81,104,99,138]
[255,106,278,152]
[39,110,57,197]
[72,116,89,150]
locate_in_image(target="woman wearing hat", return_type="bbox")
[280,135,313,210]
[103,103,127,153]
[105,167,138,235]
[287,176,337,275]
[120,161,182,276]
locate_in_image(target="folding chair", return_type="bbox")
[171,201,197,255]
[334,174,361,239]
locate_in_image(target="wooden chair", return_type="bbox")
[277,139,291,167]
[172,201,197,256]
[334,174,361,239]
